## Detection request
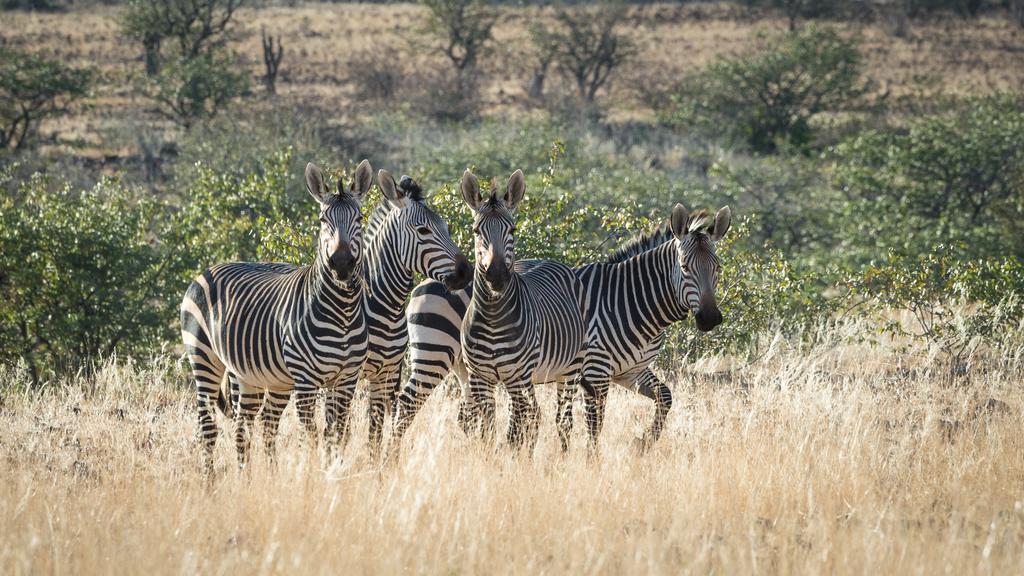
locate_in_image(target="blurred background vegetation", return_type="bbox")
[1,0,1022,385]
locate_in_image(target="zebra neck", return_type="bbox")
[471,270,523,316]
[632,242,689,329]
[307,255,362,310]
[365,254,414,321]
[365,228,415,321]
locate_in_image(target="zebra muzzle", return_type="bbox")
[444,255,473,290]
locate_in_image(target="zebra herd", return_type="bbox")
[180,159,731,471]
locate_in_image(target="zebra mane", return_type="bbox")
[606,223,674,264]
[605,210,714,264]
[366,176,428,241]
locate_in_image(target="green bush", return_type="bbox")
[145,49,249,130]
[706,154,839,267]
[664,25,868,153]
[169,148,307,270]
[0,170,191,385]
[0,47,92,151]
[854,246,1024,376]
[831,95,1024,265]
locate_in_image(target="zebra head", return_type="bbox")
[669,203,732,332]
[305,159,374,285]
[461,168,524,294]
[375,169,472,290]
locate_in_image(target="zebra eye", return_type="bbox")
[416,225,432,236]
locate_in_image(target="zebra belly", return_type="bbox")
[210,331,294,393]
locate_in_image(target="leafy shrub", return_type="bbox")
[420,0,496,75]
[854,246,1024,377]
[145,48,249,129]
[664,25,868,153]
[529,2,636,104]
[831,94,1024,265]
[169,148,307,271]
[121,0,244,76]
[0,170,191,385]
[0,47,92,151]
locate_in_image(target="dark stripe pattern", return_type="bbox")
[393,203,731,452]
[180,161,372,471]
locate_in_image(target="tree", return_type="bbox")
[121,0,245,76]
[0,48,92,151]
[532,2,635,103]
[665,25,868,153]
[0,175,192,385]
[832,95,1024,264]
[742,0,840,31]
[147,49,249,129]
[421,0,496,76]
[261,28,284,96]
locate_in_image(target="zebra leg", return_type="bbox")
[505,380,539,453]
[581,377,611,457]
[324,383,356,461]
[188,352,225,476]
[232,376,264,470]
[366,373,398,460]
[260,390,291,464]
[555,380,576,453]
[393,356,458,445]
[632,369,673,452]
[451,361,475,436]
[466,374,497,443]
[293,381,319,450]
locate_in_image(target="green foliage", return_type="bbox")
[121,0,245,74]
[665,25,868,153]
[831,95,1024,264]
[420,0,496,73]
[170,148,307,270]
[706,154,839,266]
[144,48,249,129]
[0,169,191,385]
[0,47,92,151]
[854,246,1024,374]
[530,1,636,103]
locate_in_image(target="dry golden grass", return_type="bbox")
[1,324,1022,574]
[3,2,1024,151]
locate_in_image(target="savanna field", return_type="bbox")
[2,1,1024,574]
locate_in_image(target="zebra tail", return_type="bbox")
[215,373,234,419]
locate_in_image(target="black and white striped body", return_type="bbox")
[353,173,470,456]
[394,169,587,451]
[394,203,731,452]
[461,259,586,448]
[181,161,373,471]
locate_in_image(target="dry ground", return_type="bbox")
[1,325,1022,574]
[3,2,1024,155]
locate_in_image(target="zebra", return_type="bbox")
[392,201,731,453]
[325,169,471,458]
[405,169,587,451]
[180,160,374,472]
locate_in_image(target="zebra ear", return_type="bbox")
[461,169,482,211]
[503,169,525,211]
[346,159,373,204]
[377,169,407,208]
[711,206,732,242]
[670,203,689,240]
[305,162,329,203]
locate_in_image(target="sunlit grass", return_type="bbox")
[1,326,1021,574]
